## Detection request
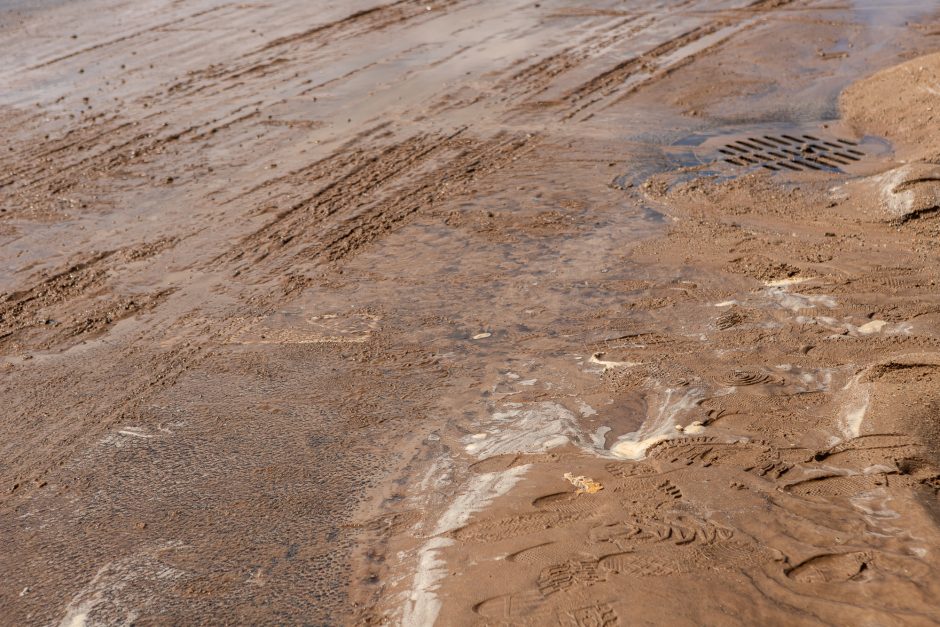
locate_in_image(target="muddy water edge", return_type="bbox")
[0,0,939,625]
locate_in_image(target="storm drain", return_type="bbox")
[718,134,864,172]
[613,126,887,190]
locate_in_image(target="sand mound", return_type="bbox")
[841,52,940,159]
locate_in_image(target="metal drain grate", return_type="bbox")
[718,134,864,172]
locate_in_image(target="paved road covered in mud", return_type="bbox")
[1,0,940,624]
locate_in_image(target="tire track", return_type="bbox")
[306,132,533,264]
[215,127,533,274]
[0,237,176,344]
[557,0,798,118]
[26,3,239,70]
[167,0,463,98]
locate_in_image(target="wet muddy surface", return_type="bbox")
[1,0,940,625]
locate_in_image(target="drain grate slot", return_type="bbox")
[716,133,865,172]
[833,151,861,162]
[814,154,847,167]
[747,137,776,149]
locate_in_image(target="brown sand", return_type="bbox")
[0,0,939,625]
[843,51,940,161]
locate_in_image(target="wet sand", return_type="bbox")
[1,0,939,625]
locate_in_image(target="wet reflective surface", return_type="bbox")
[1,0,940,624]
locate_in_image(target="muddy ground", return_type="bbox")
[1,0,940,625]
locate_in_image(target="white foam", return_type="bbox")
[578,401,597,417]
[875,165,916,217]
[462,402,582,458]
[839,374,870,439]
[590,426,611,449]
[842,400,869,438]
[402,466,529,627]
[892,322,914,335]
[611,434,670,459]
[56,544,184,627]
[402,536,450,627]
[764,277,812,287]
[850,489,903,541]
[116,428,152,439]
[588,352,641,371]
[610,387,703,460]
[765,286,837,312]
[858,320,888,334]
[416,457,453,495]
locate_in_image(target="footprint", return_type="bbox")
[468,452,556,474]
[786,551,871,583]
[531,491,603,516]
[747,460,792,480]
[589,516,734,551]
[718,368,777,387]
[505,542,589,567]
[598,551,687,577]
[538,560,605,596]
[716,308,746,330]
[558,603,620,627]
[473,588,547,620]
[604,462,657,479]
[599,539,764,578]
[784,473,890,497]
[812,433,921,468]
[658,479,683,500]
[453,511,578,544]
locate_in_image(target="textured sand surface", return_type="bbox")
[1,0,939,625]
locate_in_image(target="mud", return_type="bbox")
[1,0,940,625]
